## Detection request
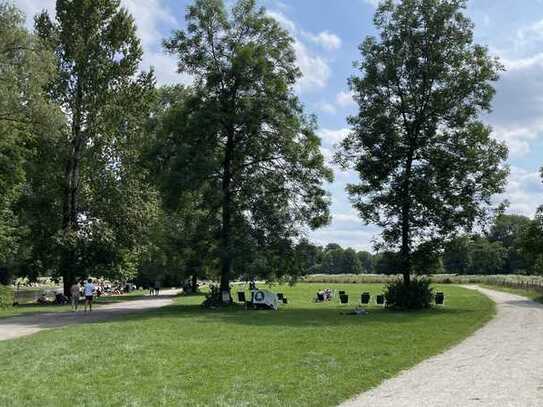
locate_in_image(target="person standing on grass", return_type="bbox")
[84,278,95,312]
[70,281,81,311]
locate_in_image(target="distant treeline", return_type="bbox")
[297,213,543,276]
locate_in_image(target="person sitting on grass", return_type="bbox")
[324,288,332,301]
[316,290,325,302]
[84,278,95,312]
[70,282,81,312]
[37,292,49,304]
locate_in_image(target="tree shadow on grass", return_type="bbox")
[112,301,481,329]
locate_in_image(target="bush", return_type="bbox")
[0,285,14,309]
[384,278,433,310]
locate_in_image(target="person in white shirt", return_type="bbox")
[84,278,95,312]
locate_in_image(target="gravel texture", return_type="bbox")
[340,286,543,407]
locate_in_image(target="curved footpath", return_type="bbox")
[0,289,181,341]
[340,286,543,407]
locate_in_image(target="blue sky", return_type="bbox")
[16,0,543,251]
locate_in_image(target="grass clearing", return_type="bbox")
[0,283,494,407]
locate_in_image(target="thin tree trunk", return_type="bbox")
[400,149,414,286]
[219,129,234,302]
[61,85,83,296]
[191,273,198,293]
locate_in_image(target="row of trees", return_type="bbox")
[1,0,540,305]
[0,0,332,297]
[300,212,543,276]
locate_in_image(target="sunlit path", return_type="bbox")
[0,290,181,341]
[340,286,543,407]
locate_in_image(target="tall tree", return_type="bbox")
[164,0,332,300]
[357,251,374,273]
[520,209,543,275]
[336,0,508,286]
[487,214,531,273]
[0,2,61,270]
[35,0,156,294]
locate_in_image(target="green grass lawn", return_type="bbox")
[0,283,494,407]
[0,290,150,319]
[479,284,543,304]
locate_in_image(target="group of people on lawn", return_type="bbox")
[316,288,333,302]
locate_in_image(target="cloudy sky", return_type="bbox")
[15,0,543,251]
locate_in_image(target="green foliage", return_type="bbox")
[384,278,434,309]
[0,285,13,309]
[161,0,332,291]
[468,238,507,275]
[0,2,61,267]
[31,0,158,287]
[336,0,508,282]
[519,208,543,275]
[487,214,532,273]
[357,251,374,273]
[374,251,402,275]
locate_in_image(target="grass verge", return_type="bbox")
[0,283,494,407]
[478,284,543,304]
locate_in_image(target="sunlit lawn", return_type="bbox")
[0,283,494,407]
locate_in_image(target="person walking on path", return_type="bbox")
[84,279,95,312]
[154,280,160,296]
[70,282,81,312]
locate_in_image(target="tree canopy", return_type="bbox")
[336,0,509,285]
[161,0,332,298]
[34,0,158,293]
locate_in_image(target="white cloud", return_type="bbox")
[515,19,543,54]
[497,167,543,217]
[294,42,331,91]
[317,102,337,114]
[266,9,332,92]
[336,90,356,107]
[14,0,55,25]
[303,30,342,51]
[266,10,297,33]
[485,52,543,157]
[492,123,543,157]
[121,0,188,85]
[362,0,382,7]
[318,128,350,145]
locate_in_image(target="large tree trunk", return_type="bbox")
[219,129,235,302]
[400,149,414,286]
[61,86,83,296]
[191,273,198,293]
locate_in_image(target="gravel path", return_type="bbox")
[0,289,181,341]
[340,286,543,407]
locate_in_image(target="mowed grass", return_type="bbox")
[0,290,150,319]
[0,284,494,407]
